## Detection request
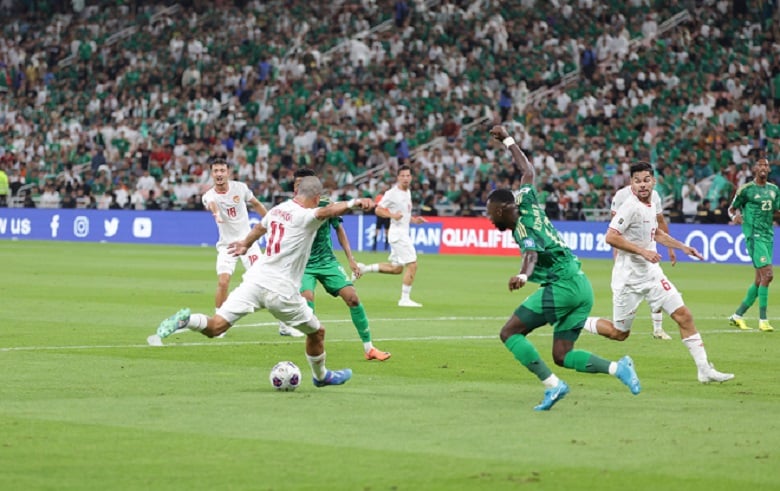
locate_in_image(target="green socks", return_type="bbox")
[563,350,611,374]
[504,334,552,381]
[758,285,769,319]
[350,304,371,343]
[736,284,758,316]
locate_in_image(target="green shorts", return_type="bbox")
[746,238,773,268]
[301,261,352,297]
[514,272,594,342]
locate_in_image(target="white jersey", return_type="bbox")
[202,181,256,247]
[609,193,663,287]
[378,184,413,241]
[611,185,662,253]
[243,199,323,296]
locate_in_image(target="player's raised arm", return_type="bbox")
[490,125,535,186]
[315,198,375,220]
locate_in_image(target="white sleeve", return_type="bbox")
[610,187,626,213]
[609,202,635,235]
[240,182,255,204]
[380,189,397,210]
[202,189,214,206]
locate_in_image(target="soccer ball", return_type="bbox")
[269,361,302,391]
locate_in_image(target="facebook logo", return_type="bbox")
[132,217,153,238]
[50,215,60,238]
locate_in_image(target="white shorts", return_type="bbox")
[612,275,685,332]
[216,243,262,275]
[216,280,321,334]
[388,235,417,266]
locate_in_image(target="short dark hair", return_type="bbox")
[294,167,316,179]
[486,188,515,205]
[398,164,411,174]
[209,157,228,167]
[629,161,653,176]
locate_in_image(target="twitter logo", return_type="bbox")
[104,218,119,237]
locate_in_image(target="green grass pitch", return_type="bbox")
[0,241,778,491]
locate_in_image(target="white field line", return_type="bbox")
[0,315,766,352]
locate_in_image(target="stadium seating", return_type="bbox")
[0,0,777,222]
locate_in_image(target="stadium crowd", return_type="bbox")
[0,0,779,225]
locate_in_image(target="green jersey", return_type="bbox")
[307,198,341,269]
[731,181,780,241]
[511,184,582,284]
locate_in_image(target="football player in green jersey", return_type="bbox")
[728,157,780,332]
[485,125,640,411]
[279,168,391,360]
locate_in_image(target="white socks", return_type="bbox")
[652,311,663,331]
[364,263,380,273]
[306,352,327,380]
[363,342,374,353]
[583,317,599,334]
[542,374,560,388]
[188,313,208,331]
[401,284,413,301]
[682,333,710,371]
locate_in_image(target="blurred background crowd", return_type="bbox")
[0,0,779,225]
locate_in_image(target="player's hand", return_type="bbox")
[668,248,677,266]
[349,260,362,280]
[490,125,509,142]
[392,212,403,220]
[640,249,662,263]
[412,216,426,224]
[354,198,375,210]
[213,213,223,224]
[732,214,743,225]
[509,275,527,291]
[682,246,703,261]
[228,241,248,256]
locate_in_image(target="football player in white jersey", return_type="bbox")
[353,165,427,307]
[154,176,375,388]
[593,161,733,383]
[201,158,268,310]
[610,181,675,340]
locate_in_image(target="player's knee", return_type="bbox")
[671,306,694,327]
[341,290,360,307]
[307,326,325,342]
[551,349,568,367]
[499,322,524,343]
